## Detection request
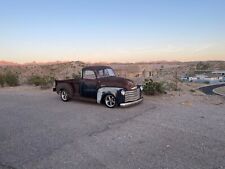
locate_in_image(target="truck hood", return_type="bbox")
[98,76,136,90]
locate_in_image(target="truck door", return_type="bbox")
[80,69,98,98]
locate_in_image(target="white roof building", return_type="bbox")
[212,70,225,75]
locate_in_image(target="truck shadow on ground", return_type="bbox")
[54,95,145,109]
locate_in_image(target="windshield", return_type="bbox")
[97,68,116,78]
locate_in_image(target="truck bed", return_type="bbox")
[53,78,80,94]
[55,78,80,84]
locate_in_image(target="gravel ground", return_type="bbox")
[0,86,225,169]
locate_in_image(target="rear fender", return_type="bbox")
[97,87,123,104]
[56,83,74,98]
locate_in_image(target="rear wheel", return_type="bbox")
[104,94,116,108]
[57,83,73,102]
[60,89,71,102]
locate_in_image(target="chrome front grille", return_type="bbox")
[125,88,141,102]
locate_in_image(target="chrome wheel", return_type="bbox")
[61,90,68,101]
[104,94,116,108]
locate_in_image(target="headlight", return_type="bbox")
[140,86,143,91]
[121,90,126,95]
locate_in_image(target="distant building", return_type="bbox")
[212,70,225,76]
[186,72,225,84]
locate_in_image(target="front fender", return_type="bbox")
[97,87,123,104]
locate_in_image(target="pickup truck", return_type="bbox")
[53,66,143,108]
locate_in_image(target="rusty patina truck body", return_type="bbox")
[53,66,143,108]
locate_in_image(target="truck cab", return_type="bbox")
[53,66,143,108]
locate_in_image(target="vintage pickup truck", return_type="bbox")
[53,66,143,108]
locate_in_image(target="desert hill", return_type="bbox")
[0,60,225,84]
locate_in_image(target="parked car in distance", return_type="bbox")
[53,66,143,108]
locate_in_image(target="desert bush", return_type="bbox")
[218,62,225,69]
[190,89,196,93]
[203,81,210,84]
[28,75,54,89]
[196,62,210,70]
[0,74,5,87]
[65,76,70,79]
[4,72,19,86]
[40,77,55,89]
[143,79,165,95]
[162,81,178,91]
[72,72,81,79]
[28,75,44,86]
[187,66,196,76]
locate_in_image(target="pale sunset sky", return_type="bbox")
[0,0,225,63]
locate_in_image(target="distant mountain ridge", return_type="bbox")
[0,60,19,65]
[0,60,75,66]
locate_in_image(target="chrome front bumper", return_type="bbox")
[120,97,143,107]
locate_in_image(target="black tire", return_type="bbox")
[57,83,73,102]
[104,94,117,108]
[60,89,71,102]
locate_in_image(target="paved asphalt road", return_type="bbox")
[0,87,225,169]
[198,83,225,95]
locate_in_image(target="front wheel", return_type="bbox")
[60,89,71,102]
[104,94,116,108]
